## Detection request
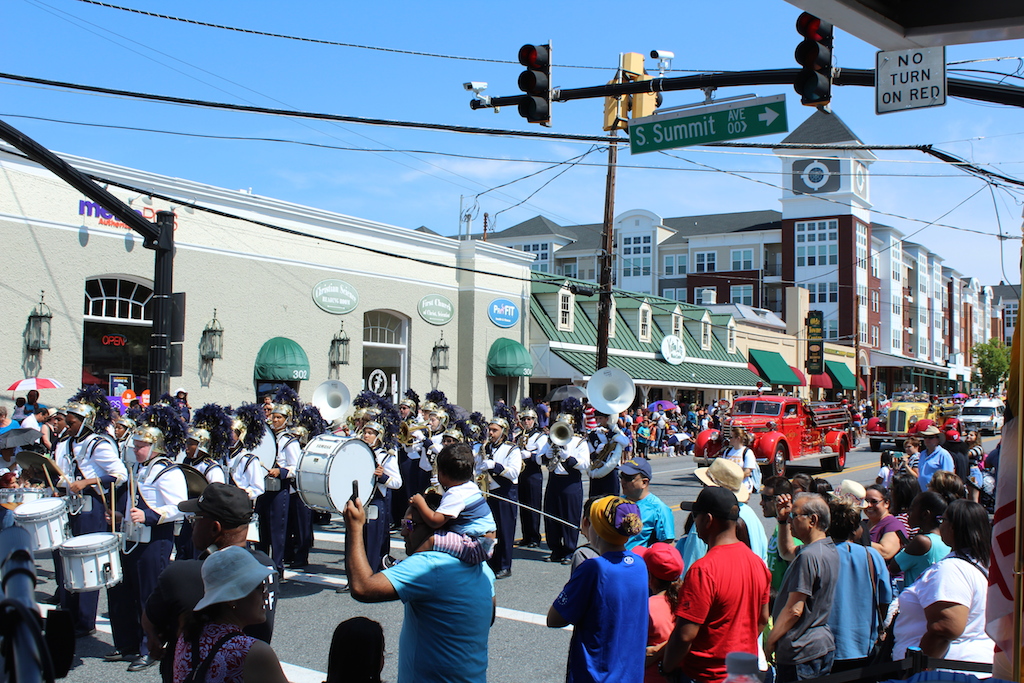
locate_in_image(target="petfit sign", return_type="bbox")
[488,298,520,328]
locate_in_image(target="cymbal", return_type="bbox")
[15,451,64,478]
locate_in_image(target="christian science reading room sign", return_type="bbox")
[488,298,520,328]
[312,279,359,315]
[418,295,454,326]
[876,47,946,114]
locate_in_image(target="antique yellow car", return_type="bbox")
[865,391,959,451]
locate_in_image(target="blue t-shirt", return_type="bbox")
[918,446,954,488]
[828,541,892,661]
[624,493,676,550]
[553,551,649,682]
[0,420,20,436]
[383,551,495,683]
[676,502,767,575]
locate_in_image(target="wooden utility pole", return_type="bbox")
[596,132,616,371]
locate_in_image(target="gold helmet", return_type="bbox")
[133,425,168,454]
[289,424,310,446]
[442,426,464,443]
[555,413,576,427]
[421,401,439,415]
[488,416,510,435]
[187,427,211,455]
[270,403,294,420]
[429,408,449,429]
[361,420,383,448]
[65,401,97,431]
[116,412,137,431]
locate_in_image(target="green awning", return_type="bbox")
[824,359,857,391]
[551,349,760,390]
[487,338,533,377]
[748,349,801,386]
[254,337,310,381]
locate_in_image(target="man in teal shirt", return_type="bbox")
[344,493,495,683]
[619,458,675,550]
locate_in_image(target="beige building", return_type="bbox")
[1,144,534,414]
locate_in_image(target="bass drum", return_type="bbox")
[295,435,376,513]
[252,423,278,472]
[178,464,211,499]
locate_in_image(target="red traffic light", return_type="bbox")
[795,12,832,42]
[518,44,550,69]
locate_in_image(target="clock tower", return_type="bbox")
[775,109,877,379]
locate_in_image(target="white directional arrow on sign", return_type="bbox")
[758,107,779,126]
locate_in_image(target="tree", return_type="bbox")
[972,338,1011,394]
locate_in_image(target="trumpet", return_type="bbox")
[398,419,430,446]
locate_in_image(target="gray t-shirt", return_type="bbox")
[772,537,840,664]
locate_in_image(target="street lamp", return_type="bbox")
[26,291,52,352]
[431,331,450,371]
[199,310,224,360]
[329,322,350,368]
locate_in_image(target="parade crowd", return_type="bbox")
[0,386,1002,683]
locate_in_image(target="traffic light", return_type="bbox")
[794,12,833,106]
[518,44,551,126]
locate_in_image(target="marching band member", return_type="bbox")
[393,389,421,528]
[359,420,402,570]
[113,408,140,463]
[515,399,547,549]
[284,405,328,569]
[255,387,301,574]
[537,398,590,564]
[420,403,449,493]
[227,403,267,501]
[107,403,188,672]
[175,405,232,560]
[53,387,128,638]
[587,410,629,497]
[480,407,522,579]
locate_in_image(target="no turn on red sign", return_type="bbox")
[876,47,947,114]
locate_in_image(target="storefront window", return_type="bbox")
[82,276,153,395]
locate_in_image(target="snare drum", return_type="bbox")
[295,435,376,513]
[58,532,123,592]
[0,488,46,507]
[13,497,69,551]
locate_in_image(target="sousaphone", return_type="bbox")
[312,380,351,423]
[586,367,636,416]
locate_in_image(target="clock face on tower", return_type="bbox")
[854,161,868,196]
[792,158,841,194]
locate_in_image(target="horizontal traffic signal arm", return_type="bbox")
[470,68,1024,110]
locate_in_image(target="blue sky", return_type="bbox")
[2,0,1023,284]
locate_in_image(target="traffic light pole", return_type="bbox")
[596,132,617,372]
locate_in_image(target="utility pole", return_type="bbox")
[596,132,617,371]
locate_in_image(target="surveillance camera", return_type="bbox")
[650,50,675,60]
[463,81,488,92]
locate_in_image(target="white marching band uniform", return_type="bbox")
[537,432,590,562]
[479,438,523,575]
[478,441,523,492]
[229,447,266,500]
[277,432,302,482]
[537,434,590,475]
[132,456,188,526]
[55,432,128,500]
[587,425,629,478]
[373,446,403,498]
[419,431,445,489]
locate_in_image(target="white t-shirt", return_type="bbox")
[723,446,759,493]
[893,554,994,664]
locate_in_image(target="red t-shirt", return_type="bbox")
[675,542,771,683]
[645,593,676,683]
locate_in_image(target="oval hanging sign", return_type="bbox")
[312,279,359,315]
[488,298,520,328]
[661,335,686,365]
[418,294,454,326]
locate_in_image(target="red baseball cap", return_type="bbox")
[945,430,961,442]
[631,542,684,581]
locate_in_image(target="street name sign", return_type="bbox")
[629,95,788,154]
[876,47,946,114]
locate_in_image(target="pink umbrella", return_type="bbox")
[7,378,65,391]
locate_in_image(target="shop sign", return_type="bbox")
[660,335,686,365]
[312,279,358,315]
[418,295,454,326]
[806,310,824,374]
[488,298,520,328]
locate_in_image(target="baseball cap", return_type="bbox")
[945,430,961,442]
[619,458,652,480]
[690,486,740,521]
[632,542,684,581]
[178,483,253,528]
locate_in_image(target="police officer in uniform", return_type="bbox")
[537,397,590,564]
[479,407,522,579]
[227,403,267,502]
[587,411,629,497]
[514,399,546,549]
[106,403,188,671]
[255,387,301,574]
[53,387,128,637]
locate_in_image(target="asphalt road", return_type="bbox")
[25,434,999,683]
